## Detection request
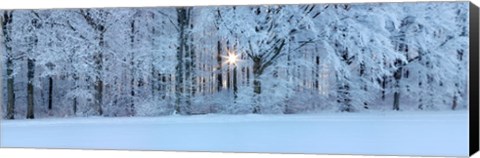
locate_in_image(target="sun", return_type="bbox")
[225,51,239,65]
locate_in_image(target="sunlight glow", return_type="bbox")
[225,51,239,65]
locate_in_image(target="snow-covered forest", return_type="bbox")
[0,2,469,119]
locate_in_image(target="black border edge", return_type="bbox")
[470,1,480,157]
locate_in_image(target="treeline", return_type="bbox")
[0,2,469,119]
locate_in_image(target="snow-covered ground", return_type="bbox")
[0,111,468,156]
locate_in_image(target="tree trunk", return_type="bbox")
[452,95,458,110]
[130,77,135,115]
[161,74,167,99]
[80,9,105,116]
[6,57,14,119]
[252,57,262,113]
[130,17,135,111]
[393,91,400,111]
[130,17,136,116]
[241,67,246,86]
[3,11,14,119]
[215,9,223,92]
[381,75,386,101]
[418,97,423,110]
[183,8,192,112]
[26,58,35,119]
[246,67,250,86]
[227,65,231,90]
[315,56,320,91]
[359,63,368,109]
[71,72,79,115]
[48,77,53,110]
[94,55,103,115]
[71,73,79,116]
[338,83,352,112]
[233,66,238,99]
[0,13,2,119]
[151,68,155,97]
[174,7,191,115]
[392,66,402,111]
[73,97,77,115]
[190,35,196,98]
[94,64,103,116]
[252,76,261,113]
[216,41,223,92]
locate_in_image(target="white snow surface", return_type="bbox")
[0,111,468,156]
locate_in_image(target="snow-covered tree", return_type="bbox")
[1,2,469,119]
[391,2,469,110]
[310,4,404,111]
[218,5,323,113]
[1,10,15,119]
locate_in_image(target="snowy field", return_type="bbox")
[1,111,468,157]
